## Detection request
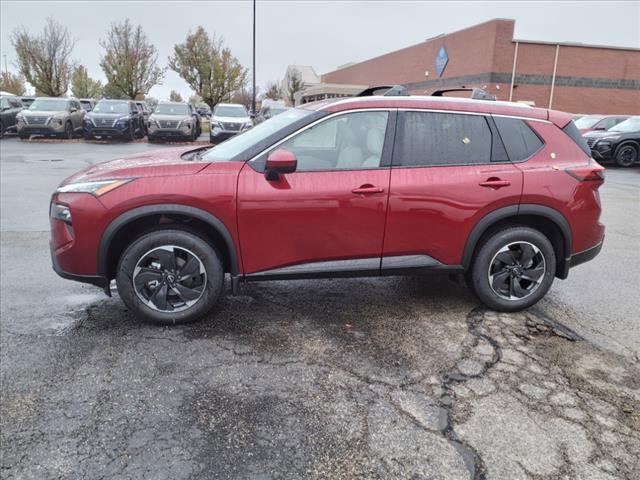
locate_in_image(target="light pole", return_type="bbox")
[251,0,256,117]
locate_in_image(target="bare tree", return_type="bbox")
[0,72,26,96]
[263,81,282,101]
[12,17,75,96]
[145,96,159,110]
[286,68,304,106]
[169,26,247,109]
[70,65,103,98]
[99,19,164,99]
[169,90,183,102]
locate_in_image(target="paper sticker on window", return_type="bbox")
[462,137,470,144]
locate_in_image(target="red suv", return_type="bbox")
[50,88,605,325]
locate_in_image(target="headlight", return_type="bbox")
[242,122,253,130]
[50,203,72,224]
[115,117,130,127]
[595,141,612,149]
[56,178,133,197]
[148,119,160,128]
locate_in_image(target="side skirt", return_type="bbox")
[243,255,464,282]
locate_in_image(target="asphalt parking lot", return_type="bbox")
[1,136,639,479]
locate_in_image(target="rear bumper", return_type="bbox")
[570,240,603,268]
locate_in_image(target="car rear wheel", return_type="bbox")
[116,229,224,325]
[615,144,638,168]
[469,226,556,312]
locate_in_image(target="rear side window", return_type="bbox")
[493,117,544,162]
[394,111,494,166]
[561,121,591,156]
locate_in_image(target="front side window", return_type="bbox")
[1,98,8,109]
[394,111,493,167]
[273,111,389,171]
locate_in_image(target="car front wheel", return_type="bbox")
[615,144,638,168]
[469,226,556,312]
[116,229,224,325]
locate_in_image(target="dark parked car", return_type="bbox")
[575,114,629,134]
[79,98,96,112]
[584,116,640,167]
[50,88,605,325]
[135,101,151,131]
[147,101,201,141]
[17,97,85,139]
[84,99,145,140]
[0,95,24,139]
[196,105,211,118]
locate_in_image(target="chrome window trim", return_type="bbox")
[398,108,551,124]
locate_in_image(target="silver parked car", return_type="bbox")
[147,101,200,142]
[209,103,253,143]
[17,97,85,139]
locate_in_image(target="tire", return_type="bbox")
[63,121,73,139]
[615,144,638,168]
[126,123,135,141]
[469,226,556,312]
[116,229,224,325]
[0,121,4,139]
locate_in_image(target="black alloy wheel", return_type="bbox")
[615,144,638,168]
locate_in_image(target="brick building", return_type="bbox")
[320,19,639,114]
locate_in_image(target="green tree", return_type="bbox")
[169,90,183,102]
[99,19,164,99]
[0,72,26,96]
[286,68,304,106]
[70,65,103,98]
[102,82,127,99]
[168,26,247,109]
[11,17,75,96]
[263,81,281,101]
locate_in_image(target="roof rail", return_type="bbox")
[357,85,410,97]
[431,88,496,101]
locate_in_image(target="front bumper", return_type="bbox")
[85,124,130,138]
[148,128,193,140]
[209,130,241,142]
[50,240,109,290]
[17,123,65,135]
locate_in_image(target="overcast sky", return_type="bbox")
[1,1,638,100]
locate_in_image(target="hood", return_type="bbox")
[212,115,250,123]
[60,146,211,186]
[88,111,129,118]
[23,109,66,117]
[583,130,631,140]
[150,114,191,122]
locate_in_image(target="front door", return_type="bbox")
[237,110,394,277]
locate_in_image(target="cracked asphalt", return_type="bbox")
[1,137,639,479]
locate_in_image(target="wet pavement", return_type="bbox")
[1,137,639,479]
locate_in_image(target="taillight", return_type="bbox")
[565,163,605,183]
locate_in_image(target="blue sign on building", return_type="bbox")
[435,46,449,77]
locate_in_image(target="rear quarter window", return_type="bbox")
[493,116,544,162]
[561,121,591,157]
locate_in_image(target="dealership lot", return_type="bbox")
[1,138,639,479]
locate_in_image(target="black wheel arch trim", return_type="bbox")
[614,140,639,157]
[98,204,239,279]
[462,204,572,274]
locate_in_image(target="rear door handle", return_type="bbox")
[479,178,511,189]
[352,185,385,194]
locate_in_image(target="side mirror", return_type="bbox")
[265,149,297,180]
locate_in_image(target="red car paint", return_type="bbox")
[50,95,605,292]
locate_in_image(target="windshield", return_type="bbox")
[203,108,313,161]
[80,101,92,111]
[271,107,288,116]
[154,103,189,115]
[574,116,603,129]
[29,99,68,111]
[213,105,248,118]
[610,117,640,133]
[93,101,129,114]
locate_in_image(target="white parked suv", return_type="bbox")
[209,103,253,143]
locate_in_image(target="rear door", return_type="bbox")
[382,110,523,269]
[237,109,395,276]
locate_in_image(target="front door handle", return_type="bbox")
[479,178,511,189]
[352,185,385,195]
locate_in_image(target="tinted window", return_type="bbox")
[562,121,591,156]
[9,98,22,108]
[273,111,389,171]
[394,112,492,166]
[494,117,544,162]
